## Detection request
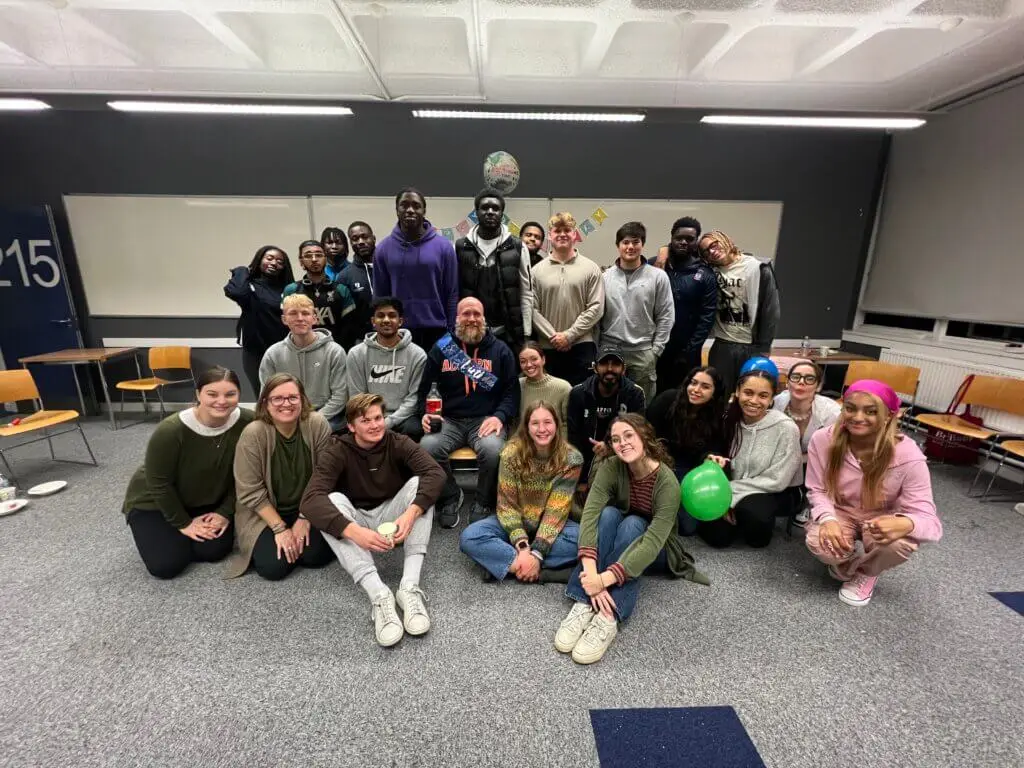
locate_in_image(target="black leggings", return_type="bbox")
[241,348,264,399]
[250,515,334,581]
[127,507,233,579]
[697,488,801,549]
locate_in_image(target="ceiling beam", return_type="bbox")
[688,24,753,78]
[579,23,620,77]
[468,0,486,97]
[0,38,44,67]
[62,10,150,67]
[324,0,391,100]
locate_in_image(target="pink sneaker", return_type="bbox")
[839,574,877,606]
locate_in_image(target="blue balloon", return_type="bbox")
[739,356,779,380]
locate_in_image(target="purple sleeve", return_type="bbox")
[440,241,458,328]
[374,248,391,299]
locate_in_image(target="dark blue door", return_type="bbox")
[0,206,82,406]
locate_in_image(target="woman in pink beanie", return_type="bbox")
[804,379,942,606]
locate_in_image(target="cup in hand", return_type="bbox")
[377,522,397,546]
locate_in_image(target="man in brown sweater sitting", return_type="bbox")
[300,393,445,647]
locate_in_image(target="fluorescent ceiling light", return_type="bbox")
[107,101,352,116]
[412,109,644,123]
[0,98,51,111]
[702,114,925,130]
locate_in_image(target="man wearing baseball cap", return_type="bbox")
[566,347,646,502]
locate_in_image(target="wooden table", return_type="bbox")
[771,347,874,365]
[19,347,142,430]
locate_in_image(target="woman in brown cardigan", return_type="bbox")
[225,373,334,579]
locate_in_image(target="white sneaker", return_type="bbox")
[395,584,431,636]
[794,507,809,526]
[554,602,595,653]
[572,613,618,665]
[370,589,404,647]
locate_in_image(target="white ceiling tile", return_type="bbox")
[811,24,990,81]
[217,11,364,72]
[775,0,892,13]
[487,20,594,77]
[709,25,854,81]
[911,0,1010,17]
[77,9,254,69]
[599,22,682,79]
[355,16,472,75]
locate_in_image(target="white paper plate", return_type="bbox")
[0,499,28,516]
[27,480,68,497]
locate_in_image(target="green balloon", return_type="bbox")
[681,460,732,522]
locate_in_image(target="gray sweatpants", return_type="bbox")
[322,477,434,585]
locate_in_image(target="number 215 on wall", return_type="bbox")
[0,239,61,288]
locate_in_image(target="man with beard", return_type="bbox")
[374,188,459,351]
[519,221,546,267]
[418,298,520,528]
[656,217,718,393]
[566,348,646,499]
[283,240,357,349]
[346,297,426,439]
[456,189,533,352]
[336,221,377,345]
[701,230,780,392]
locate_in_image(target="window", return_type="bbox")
[947,321,1024,344]
[862,313,936,332]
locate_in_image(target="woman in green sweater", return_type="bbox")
[554,413,707,665]
[518,341,571,429]
[459,400,582,581]
[226,373,335,580]
[122,367,253,579]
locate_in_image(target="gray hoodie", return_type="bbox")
[259,328,348,420]
[346,329,427,428]
[729,408,802,505]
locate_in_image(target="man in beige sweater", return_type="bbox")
[531,212,605,387]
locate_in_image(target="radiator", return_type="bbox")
[880,350,1024,433]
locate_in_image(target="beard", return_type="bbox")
[455,322,485,345]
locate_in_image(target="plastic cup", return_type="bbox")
[0,486,16,502]
[819,346,830,357]
[377,522,398,546]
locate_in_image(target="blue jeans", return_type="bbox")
[565,506,668,622]
[459,515,580,580]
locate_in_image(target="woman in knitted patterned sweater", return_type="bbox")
[459,400,582,582]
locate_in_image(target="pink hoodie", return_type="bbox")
[805,426,943,543]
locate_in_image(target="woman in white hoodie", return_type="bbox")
[698,368,802,548]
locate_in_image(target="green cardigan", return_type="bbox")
[578,458,709,585]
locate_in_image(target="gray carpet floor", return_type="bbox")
[1,418,1022,768]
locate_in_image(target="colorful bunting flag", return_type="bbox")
[455,218,472,236]
[508,221,521,237]
[592,207,608,224]
[468,211,478,224]
[502,213,510,225]
[580,219,596,236]
[440,228,455,242]
[572,228,583,243]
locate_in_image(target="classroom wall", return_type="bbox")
[0,102,888,399]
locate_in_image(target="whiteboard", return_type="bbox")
[64,195,311,317]
[311,196,552,244]
[550,199,784,268]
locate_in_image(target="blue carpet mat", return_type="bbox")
[590,706,766,768]
[990,591,1024,616]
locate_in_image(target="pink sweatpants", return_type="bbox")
[805,510,919,580]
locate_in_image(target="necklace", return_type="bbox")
[785,404,811,422]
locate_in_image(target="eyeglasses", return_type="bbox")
[268,395,301,406]
[789,374,819,384]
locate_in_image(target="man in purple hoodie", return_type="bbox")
[373,188,459,352]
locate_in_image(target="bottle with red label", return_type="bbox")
[426,382,442,415]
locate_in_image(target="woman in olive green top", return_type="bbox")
[122,367,253,579]
[226,373,334,580]
[554,413,707,665]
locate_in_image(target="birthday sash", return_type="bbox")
[436,332,498,391]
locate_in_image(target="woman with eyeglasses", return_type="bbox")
[773,360,841,527]
[226,373,334,580]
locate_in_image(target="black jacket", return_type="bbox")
[456,234,526,349]
[567,374,646,480]
[663,254,718,360]
[336,257,375,346]
[751,260,781,353]
[224,267,288,354]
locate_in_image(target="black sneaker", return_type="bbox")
[468,503,493,524]
[437,488,464,529]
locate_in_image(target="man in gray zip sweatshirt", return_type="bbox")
[346,297,427,439]
[598,221,675,401]
[259,293,349,431]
